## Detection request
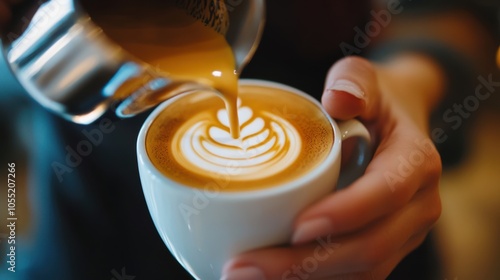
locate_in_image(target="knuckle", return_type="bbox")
[426,190,442,225]
[422,142,442,180]
[390,180,416,205]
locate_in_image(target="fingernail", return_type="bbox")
[328,79,365,100]
[292,217,334,245]
[221,266,266,280]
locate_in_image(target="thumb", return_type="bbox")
[322,56,380,121]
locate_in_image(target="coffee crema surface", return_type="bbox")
[146,85,334,191]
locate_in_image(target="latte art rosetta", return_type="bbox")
[171,100,301,180]
[146,84,334,191]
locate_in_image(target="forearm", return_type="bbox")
[376,53,446,133]
[377,8,498,73]
[371,5,497,132]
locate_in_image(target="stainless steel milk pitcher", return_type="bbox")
[1,0,264,124]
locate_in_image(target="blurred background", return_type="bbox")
[1,1,500,280]
[434,50,500,278]
[2,51,500,280]
[0,51,36,275]
[0,52,29,275]
[0,53,33,226]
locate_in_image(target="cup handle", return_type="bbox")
[337,119,372,189]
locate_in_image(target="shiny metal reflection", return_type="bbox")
[1,0,265,124]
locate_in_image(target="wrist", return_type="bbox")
[376,53,446,132]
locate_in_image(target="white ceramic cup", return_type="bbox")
[137,79,371,280]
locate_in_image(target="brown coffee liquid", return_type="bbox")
[85,0,240,138]
[146,84,334,192]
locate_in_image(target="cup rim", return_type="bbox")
[137,79,341,199]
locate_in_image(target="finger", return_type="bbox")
[369,231,429,280]
[292,128,441,244]
[321,56,380,121]
[221,184,440,280]
[319,232,429,280]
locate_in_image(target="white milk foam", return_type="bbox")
[172,99,301,181]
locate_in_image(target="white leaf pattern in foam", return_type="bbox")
[241,137,277,164]
[218,106,253,127]
[174,103,302,181]
[208,126,233,146]
[241,129,270,151]
[240,117,264,138]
